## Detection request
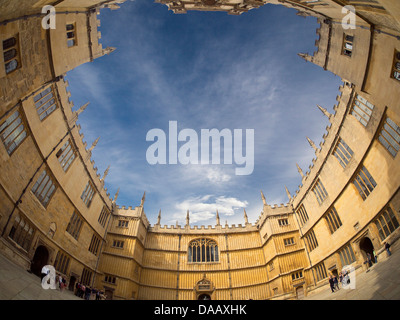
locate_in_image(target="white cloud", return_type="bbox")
[171,195,248,224]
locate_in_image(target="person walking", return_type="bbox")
[373,249,378,263]
[367,252,372,268]
[333,274,339,290]
[329,275,336,293]
[85,286,91,300]
[384,242,391,257]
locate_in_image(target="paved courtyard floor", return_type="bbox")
[0,240,399,300]
[304,240,400,300]
[0,253,81,300]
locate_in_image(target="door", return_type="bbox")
[296,286,304,300]
[30,245,49,277]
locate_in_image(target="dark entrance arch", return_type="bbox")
[198,293,211,300]
[360,237,374,265]
[69,276,77,291]
[30,245,49,277]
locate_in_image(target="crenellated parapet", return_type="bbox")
[150,221,257,234]
[292,82,354,209]
[56,76,114,206]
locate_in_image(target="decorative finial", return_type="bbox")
[216,210,220,226]
[186,210,190,226]
[285,186,292,201]
[297,53,312,62]
[88,136,100,152]
[140,191,146,206]
[260,190,267,206]
[296,163,304,178]
[244,208,248,224]
[157,209,161,225]
[306,136,318,152]
[102,165,110,181]
[75,102,89,118]
[102,46,116,55]
[317,104,332,119]
[113,188,120,203]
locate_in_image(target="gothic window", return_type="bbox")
[304,230,318,252]
[98,206,110,228]
[81,268,92,286]
[315,262,328,282]
[66,211,83,240]
[333,138,354,168]
[378,116,400,158]
[0,109,28,155]
[54,250,70,275]
[352,165,377,200]
[296,204,309,226]
[350,94,374,127]
[81,181,95,207]
[3,36,20,74]
[392,51,400,81]
[33,86,58,121]
[31,169,57,207]
[338,244,356,266]
[188,238,219,263]
[374,206,399,241]
[56,138,76,171]
[88,234,101,256]
[312,178,328,205]
[8,214,34,251]
[325,206,343,234]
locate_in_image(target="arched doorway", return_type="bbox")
[69,276,77,291]
[296,286,304,300]
[104,288,114,300]
[360,237,374,266]
[30,245,49,277]
[198,293,211,300]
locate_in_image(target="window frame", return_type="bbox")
[2,35,21,75]
[188,238,219,263]
[0,108,29,156]
[66,23,77,48]
[31,168,57,208]
[391,50,400,82]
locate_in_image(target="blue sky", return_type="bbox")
[66,0,343,226]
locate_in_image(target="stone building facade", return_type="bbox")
[0,0,399,300]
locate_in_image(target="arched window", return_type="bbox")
[188,238,219,263]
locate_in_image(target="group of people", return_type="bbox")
[75,282,107,300]
[328,271,350,293]
[328,241,393,293]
